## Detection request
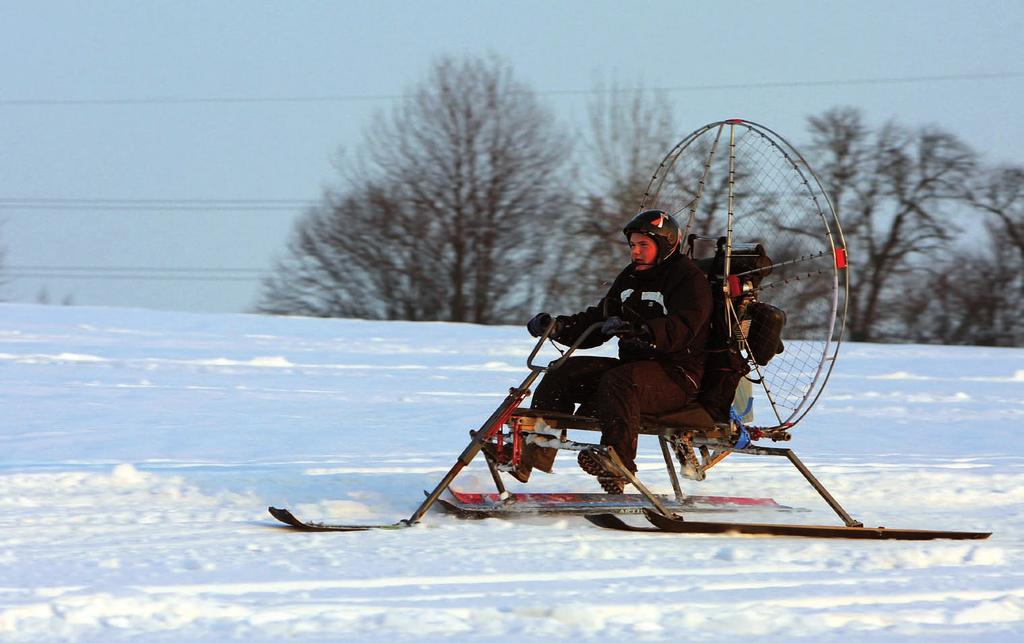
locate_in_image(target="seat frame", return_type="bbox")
[483,406,863,528]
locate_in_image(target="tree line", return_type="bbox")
[257,54,1024,347]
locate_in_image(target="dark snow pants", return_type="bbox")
[528,356,695,473]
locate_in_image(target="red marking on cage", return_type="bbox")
[725,118,745,124]
[834,247,848,269]
[727,275,742,297]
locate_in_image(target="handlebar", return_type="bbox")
[526,320,605,372]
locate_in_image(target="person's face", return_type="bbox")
[629,233,658,270]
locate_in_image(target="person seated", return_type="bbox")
[505,210,713,493]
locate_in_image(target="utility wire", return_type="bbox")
[0,204,311,212]
[6,269,267,283]
[5,272,263,283]
[0,198,313,204]
[0,198,311,202]
[7,265,267,273]
[5,264,270,283]
[1,71,1020,107]
[0,198,317,212]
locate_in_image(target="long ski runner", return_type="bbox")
[268,506,411,532]
[583,508,992,540]
[439,489,786,517]
[452,489,781,508]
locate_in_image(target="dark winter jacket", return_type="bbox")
[553,253,714,390]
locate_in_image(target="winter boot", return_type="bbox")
[577,447,627,495]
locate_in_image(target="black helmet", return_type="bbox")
[623,209,681,264]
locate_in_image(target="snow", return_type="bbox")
[0,302,1022,641]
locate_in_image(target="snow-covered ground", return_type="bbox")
[1,303,1021,641]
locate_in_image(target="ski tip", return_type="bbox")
[268,506,295,521]
[268,506,310,530]
[584,513,624,528]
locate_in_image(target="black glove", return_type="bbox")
[527,312,560,338]
[619,335,657,357]
[601,316,634,337]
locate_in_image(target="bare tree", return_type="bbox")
[902,223,1023,346]
[950,164,1024,346]
[806,107,977,342]
[966,165,1024,270]
[259,55,571,323]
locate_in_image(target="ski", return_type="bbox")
[438,496,676,518]
[451,489,782,508]
[584,512,663,532]
[436,489,791,518]
[267,506,411,532]
[437,495,664,518]
[640,508,992,540]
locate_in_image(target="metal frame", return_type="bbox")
[491,410,862,528]
[269,321,990,539]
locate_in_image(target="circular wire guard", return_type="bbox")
[640,119,848,430]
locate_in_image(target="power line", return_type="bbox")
[0,198,312,203]
[543,71,1024,96]
[5,273,263,283]
[5,265,268,283]
[0,198,317,212]
[7,265,267,273]
[0,204,309,212]
[1,71,1020,107]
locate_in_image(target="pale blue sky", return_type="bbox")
[2,0,1021,312]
